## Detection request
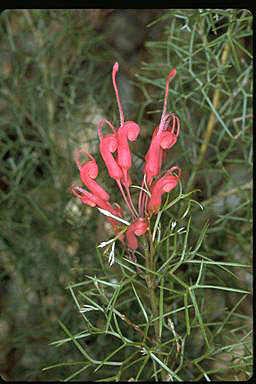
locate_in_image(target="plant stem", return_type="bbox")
[144,230,167,380]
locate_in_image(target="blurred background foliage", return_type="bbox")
[0,9,252,381]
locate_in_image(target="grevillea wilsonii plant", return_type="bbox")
[71,63,181,261]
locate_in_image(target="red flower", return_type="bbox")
[97,119,123,181]
[71,63,182,254]
[126,218,149,250]
[74,149,110,202]
[71,185,109,210]
[147,166,181,214]
[144,69,179,185]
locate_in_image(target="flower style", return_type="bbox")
[112,63,140,189]
[71,62,181,256]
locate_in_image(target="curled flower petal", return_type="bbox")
[147,167,181,214]
[117,121,140,173]
[74,149,110,201]
[118,133,139,187]
[98,119,123,181]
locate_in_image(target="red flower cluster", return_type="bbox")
[71,63,181,251]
